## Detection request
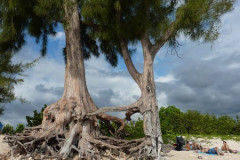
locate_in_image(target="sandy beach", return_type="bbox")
[0,135,10,155]
[167,138,240,160]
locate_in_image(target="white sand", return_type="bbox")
[0,135,10,155]
[167,137,240,160]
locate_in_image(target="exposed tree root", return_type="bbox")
[4,99,153,159]
[4,128,149,159]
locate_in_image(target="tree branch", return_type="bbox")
[125,107,140,121]
[87,100,141,116]
[88,137,144,150]
[151,24,175,57]
[87,100,142,135]
[140,32,154,59]
[97,113,126,135]
[120,41,142,86]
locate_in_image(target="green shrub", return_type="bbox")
[124,118,144,140]
[26,104,47,127]
[2,124,15,135]
[15,124,25,133]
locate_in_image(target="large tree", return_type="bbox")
[81,0,236,159]
[1,0,236,159]
[1,0,137,159]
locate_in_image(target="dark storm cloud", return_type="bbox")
[154,3,240,116]
[1,83,64,127]
[92,89,118,107]
[156,49,240,116]
[0,95,58,127]
[35,84,63,96]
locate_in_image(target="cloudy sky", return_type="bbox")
[1,1,240,127]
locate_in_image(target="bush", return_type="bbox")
[15,124,25,133]
[2,124,15,135]
[26,104,47,127]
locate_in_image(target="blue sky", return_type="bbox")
[1,1,240,127]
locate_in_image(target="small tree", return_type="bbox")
[26,104,47,127]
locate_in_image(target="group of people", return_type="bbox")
[185,140,238,156]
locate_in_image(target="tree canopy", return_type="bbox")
[81,0,235,56]
[0,0,118,66]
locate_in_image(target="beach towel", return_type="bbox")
[195,150,218,156]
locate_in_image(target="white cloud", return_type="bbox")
[86,56,141,107]
[49,32,65,41]
[228,63,240,69]
[157,92,168,107]
[155,74,176,83]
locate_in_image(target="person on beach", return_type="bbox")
[221,140,238,153]
[186,141,201,150]
[201,147,224,156]
[186,141,191,151]
[192,142,201,150]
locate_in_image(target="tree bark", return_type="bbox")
[120,36,164,159]
[40,0,100,158]
[140,35,163,160]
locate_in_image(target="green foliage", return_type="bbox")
[0,51,23,105]
[26,104,47,127]
[124,118,144,140]
[215,115,237,135]
[99,118,144,140]
[81,0,236,56]
[175,0,235,42]
[183,110,204,134]
[0,0,57,55]
[0,0,108,65]
[2,124,14,135]
[159,106,239,137]
[162,134,178,144]
[0,51,38,108]
[99,120,112,137]
[15,123,24,133]
[159,106,184,134]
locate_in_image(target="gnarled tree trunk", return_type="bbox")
[120,37,163,159]
[28,0,101,158]
[140,37,163,159]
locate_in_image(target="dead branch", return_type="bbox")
[125,107,140,121]
[87,100,141,116]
